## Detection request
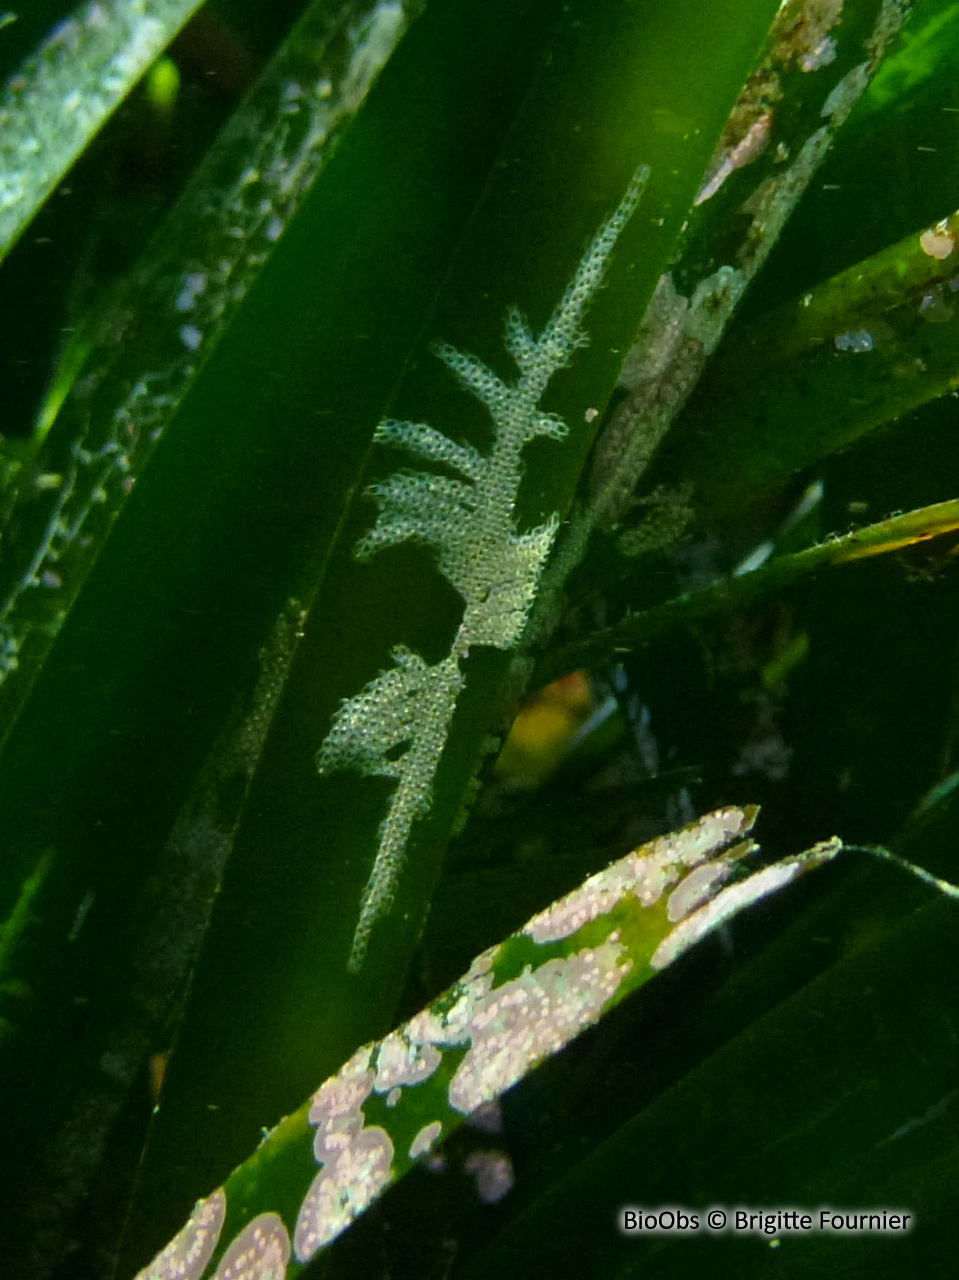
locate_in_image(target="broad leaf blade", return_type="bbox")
[117,0,785,1266]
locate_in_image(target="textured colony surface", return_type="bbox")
[318,166,651,967]
[138,808,842,1279]
[523,805,756,944]
[211,1214,290,1280]
[316,649,465,968]
[134,1187,226,1280]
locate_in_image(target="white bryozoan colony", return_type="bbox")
[318,166,650,969]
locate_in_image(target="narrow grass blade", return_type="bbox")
[0,0,205,261]
[536,498,959,685]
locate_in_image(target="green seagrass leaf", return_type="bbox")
[454,882,959,1280]
[0,0,417,746]
[653,209,959,526]
[0,0,207,263]
[5,2,913,1277]
[535,498,959,685]
[129,808,838,1280]
[112,0,786,1267]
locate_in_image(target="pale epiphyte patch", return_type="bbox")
[294,1125,394,1263]
[834,328,874,353]
[316,648,465,971]
[307,1044,376,1134]
[175,272,208,312]
[523,806,756,944]
[920,222,956,261]
[447,939,632,1114]
[464,1149,515,1204]
[409,1120,443,1159]
[134,1187,226,1280]
[317,166,651,966]
[695,110,773,206]
[820,62,871,122]
[374,1022,443,1092]
[651,838,842,970]
[589,0,898,544]
[211,1213,290,1280]
[294,1044,394,1262]
[666,858,737,923]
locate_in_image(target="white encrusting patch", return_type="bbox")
[800,34,837,72]
[211,1213,290,1280]
[820,63,871,122]
[317,166,651,966]
[695,111,772,205]
[134,1187,226,1280]
[294,1045,393,1263]
[666,858,737,922]
[650,838,842,970]
[523,807,756,944]
[920,223,955,260]
[447,939,632,1114]
[374,1021,443,1091]
[409,1120,443,1159]
[306,1044,376,1126]
[294,1126,394,1263]
[176,273,207,312]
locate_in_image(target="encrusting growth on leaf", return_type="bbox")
[316,649,464,969]
[357,163,650,649]
[137,801,959,1277]
[317,165,651,969]
[139,807,857,1280]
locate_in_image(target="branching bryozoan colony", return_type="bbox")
[317,165,651,969]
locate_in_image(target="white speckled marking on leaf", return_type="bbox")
[134,1187,226,1280]
[447,940,632,1114]
[524,806,756,944]
[211,1213,290,1280]
[294,1125,394,1263]
[409,1121,443,1159]
[316,166,651,966]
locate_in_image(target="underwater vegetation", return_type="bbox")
[2,0,959,1277]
